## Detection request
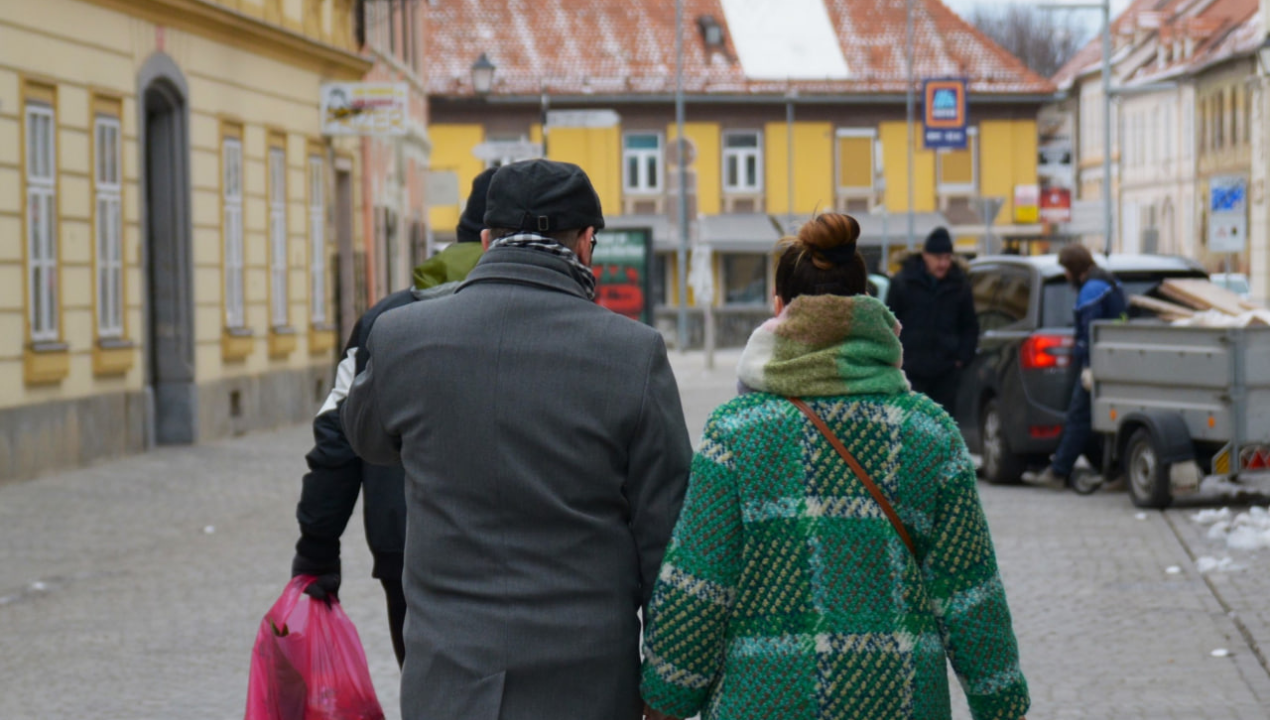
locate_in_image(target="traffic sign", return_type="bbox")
[1208,175,1247,254]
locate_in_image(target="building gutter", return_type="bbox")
[433,92,1060,106]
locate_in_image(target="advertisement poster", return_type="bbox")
[1039,187,1072,224]
[922,78,968,149]
[592,229,653,324]
[320,83,409,136]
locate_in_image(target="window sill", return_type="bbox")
[94,338,136,377]
[309,324,338,356]
[269,327,298,359]
[222,328,256,363]
[25,343,70,386]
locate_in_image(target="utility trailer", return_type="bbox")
[1090,322,1270,508]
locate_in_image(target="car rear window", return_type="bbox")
[1040,272,1207,328]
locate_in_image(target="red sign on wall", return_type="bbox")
[1039,187,1072,224]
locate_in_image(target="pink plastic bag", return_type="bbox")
[244,576,385,720]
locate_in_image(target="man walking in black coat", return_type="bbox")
[886,227,979,414]
[290,169,496,667]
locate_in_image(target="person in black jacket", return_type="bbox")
[290,169,495,667]
[885,227,979,414]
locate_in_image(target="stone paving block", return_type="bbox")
[0,351,1267,718]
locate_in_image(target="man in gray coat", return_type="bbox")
[342,159,692,720]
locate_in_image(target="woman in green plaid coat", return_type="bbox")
[640,215,1029,720]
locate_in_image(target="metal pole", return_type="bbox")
[1101,0,1113,256]
[675,0,689,353]
[541,89,550,157]
[787,90,795,233]
[905,0,916,250]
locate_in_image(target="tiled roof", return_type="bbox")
[1051,0,1260,89]
[425,0,1055,98]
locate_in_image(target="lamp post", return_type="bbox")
[1040,0,1113,255]
[675,0,688,353]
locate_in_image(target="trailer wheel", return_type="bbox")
[981,399,1026,485]
[1125,428,1173,509]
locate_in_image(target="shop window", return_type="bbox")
[722,253,768,306]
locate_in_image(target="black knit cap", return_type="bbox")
[924,227,954,255]
[456,168,498,243]
[484,159,606,233]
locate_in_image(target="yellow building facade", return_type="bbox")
[0,0,369,481]
[427,110,1039,333]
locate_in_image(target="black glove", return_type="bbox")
[301,572,341,605]
[292,554,340,605]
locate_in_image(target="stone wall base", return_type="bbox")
[0,365,335,485]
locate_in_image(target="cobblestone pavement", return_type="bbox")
[0,350,1268,719]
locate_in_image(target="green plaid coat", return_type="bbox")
[640,295,1029,720]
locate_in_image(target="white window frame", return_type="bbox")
[936,127,979,196]
[26,102,58,343]
[268,146,289,329]
[722,130,763,194]
[308,155,327,325]
[223,137,245,329]
[94,115,123,339]
[834,127,877,196]
[622,132,663,194]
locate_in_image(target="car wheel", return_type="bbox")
[980,399,1026,485]
[1125,428,1172,509]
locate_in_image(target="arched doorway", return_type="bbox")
[139,54,196,445]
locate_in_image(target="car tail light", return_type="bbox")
[1021,334,1073,370]
[1029,425,1063,439]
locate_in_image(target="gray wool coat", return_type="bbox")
[342,246,693,720]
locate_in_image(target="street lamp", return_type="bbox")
[471,53,496,96]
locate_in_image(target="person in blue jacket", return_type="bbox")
[1029,243,1126,489]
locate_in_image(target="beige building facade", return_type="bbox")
[0,0,370,481]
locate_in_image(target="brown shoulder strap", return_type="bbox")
[787,397,916,557]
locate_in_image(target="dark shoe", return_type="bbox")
[1067,470,1104,495]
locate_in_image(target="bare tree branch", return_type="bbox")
[970,4,1088,79]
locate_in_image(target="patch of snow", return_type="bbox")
[719,0,851,80]
[29,581,47,591]
[1207,521,1231,540]
[1165,566,1182,574]
[1211,648,1231,658]
[1134,512,1148,521]
[203,525,216,535]
[1192,508,1232,524]
[1196,556,1244,573]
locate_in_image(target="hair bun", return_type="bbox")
[797,213,860,270]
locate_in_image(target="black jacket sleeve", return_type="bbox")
[886,275,907,323]
[957,283,980,367]
[293,321,368,576]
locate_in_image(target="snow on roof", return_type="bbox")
[426,0,1054,98]
[718,0,850,80]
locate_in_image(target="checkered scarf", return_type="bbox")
[490,232,597,300]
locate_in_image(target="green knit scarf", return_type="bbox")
[736,294,910,398]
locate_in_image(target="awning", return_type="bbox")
[772,211,953,247]
[699,214,783,252]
